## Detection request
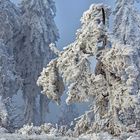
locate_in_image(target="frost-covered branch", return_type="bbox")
[37,4,111,104]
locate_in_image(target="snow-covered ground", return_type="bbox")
[1,133,140,140]
[0,134,71,140]
[0,134,89,140]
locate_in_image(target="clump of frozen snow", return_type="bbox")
[16,123,73,137]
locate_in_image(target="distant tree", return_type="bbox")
[0,0,22,128]
[113,0,140,46]
[14,0,59,124]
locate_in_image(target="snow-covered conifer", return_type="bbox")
[38,3,140,136]
[37,3,112,134]
[0,0,22,128]
[14,0,59,124]
[113,0,140,46]
[0,0,21,51]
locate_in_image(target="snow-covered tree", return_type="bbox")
[0,0,21,52]
[0,42,22,129]
[37,3,111,134]
[0,42,20,99]
[14,0,59,124]
[113,0,140,46]
[0,0,22,129]
[38,3,140,136]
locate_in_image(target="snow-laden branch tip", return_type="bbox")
[49,43,60,56]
